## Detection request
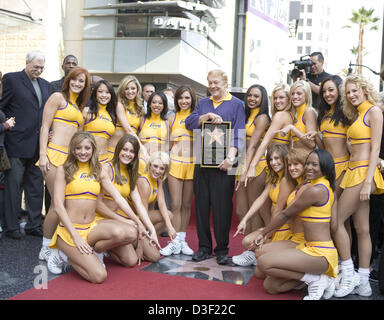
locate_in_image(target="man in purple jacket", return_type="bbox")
[185,69,245,265]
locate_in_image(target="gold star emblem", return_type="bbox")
[163,257,249,284]
[207,127,225,145]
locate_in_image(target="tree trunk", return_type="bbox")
[357,25,364,74]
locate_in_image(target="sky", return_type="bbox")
[327,0,383,87]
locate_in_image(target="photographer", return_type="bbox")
[299,52,332,110]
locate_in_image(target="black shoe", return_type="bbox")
[216,254,229,265]
[192,250,212,262]
[5,230,25,240]
[25,227,43,237]
[370,269,379,283]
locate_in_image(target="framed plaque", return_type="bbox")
[201,121,232,168]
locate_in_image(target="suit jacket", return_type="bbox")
[50,77,65,93]
[0,110,6,149]
[0,70,51,158]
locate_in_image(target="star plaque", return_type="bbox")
[201,121,231,168]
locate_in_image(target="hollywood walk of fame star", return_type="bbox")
[162,257,248,283]
[206,127,225,145]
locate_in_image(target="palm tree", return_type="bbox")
[344,7,380,74]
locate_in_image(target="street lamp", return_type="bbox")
[347,61,380,75]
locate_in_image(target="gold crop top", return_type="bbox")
[116,101,141,134]
[139,114,168,145]
[65,162,100,201]
[320,106,348,139]
[103,162,131,201]
[299,176,333,223]
[139,172,158,204]
[246,107,266,141]
[269,171,284,207]
[53,91,83,128]
[84,104,115,139]
[347,100,375,145]
[292,104,307,142]
[170,109,193,142]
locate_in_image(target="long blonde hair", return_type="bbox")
[289,80,312,120]
[117,75,144,116]
[270,83,294,116]
[64,131,101,183]
[341,74,383,122]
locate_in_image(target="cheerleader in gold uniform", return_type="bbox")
[333,75,384,298]
[107,75,147,162]
[161,86,196,256]
[254,148,310,279]
[38,67,90,262]
[83,80,116,164]
[277,80,318,153]
[253,149,338,300]
[47,131,147,283]
[137,151,177,242]
[233,143,293,266]
[138,92,171,174]
[306,75,351,197]
[244,84,294,184]
[95,134,160,265]
[233,85,271,264]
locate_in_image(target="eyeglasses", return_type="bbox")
[32,65,45,71]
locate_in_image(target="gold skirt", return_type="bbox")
[296,240,338,278]
[340,160,384,194]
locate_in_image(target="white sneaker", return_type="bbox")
[352,281,372,297]
[303,274,331,300]
[323,277,336,300]
[180,241,194,255]
[232,250,257,266]
[0,225,2,233]
[334,272,342,290]
[160,241,181,256]
[333,271,361,298]
[39,246,52,262]
[47,249,66,275]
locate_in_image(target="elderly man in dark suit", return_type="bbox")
[0,50,51,239]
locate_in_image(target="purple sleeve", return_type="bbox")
[185,100,204,130]
[231,100,246,150]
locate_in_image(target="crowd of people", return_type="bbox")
[0,50,384,300]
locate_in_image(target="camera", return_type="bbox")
[290,55,314,79]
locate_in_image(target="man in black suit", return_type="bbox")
[0,50,51,239]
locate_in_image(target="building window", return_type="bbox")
[297,46,303,54]
[117,16,148,37]
[307,18,312,26]
[299,19,303,26]
[298,32,303,40]
[301,5,304,12]
[306,32,311,40]
[307,5,313,13]
[305,46,311,54]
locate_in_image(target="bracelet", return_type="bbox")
[227,155,235,163]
